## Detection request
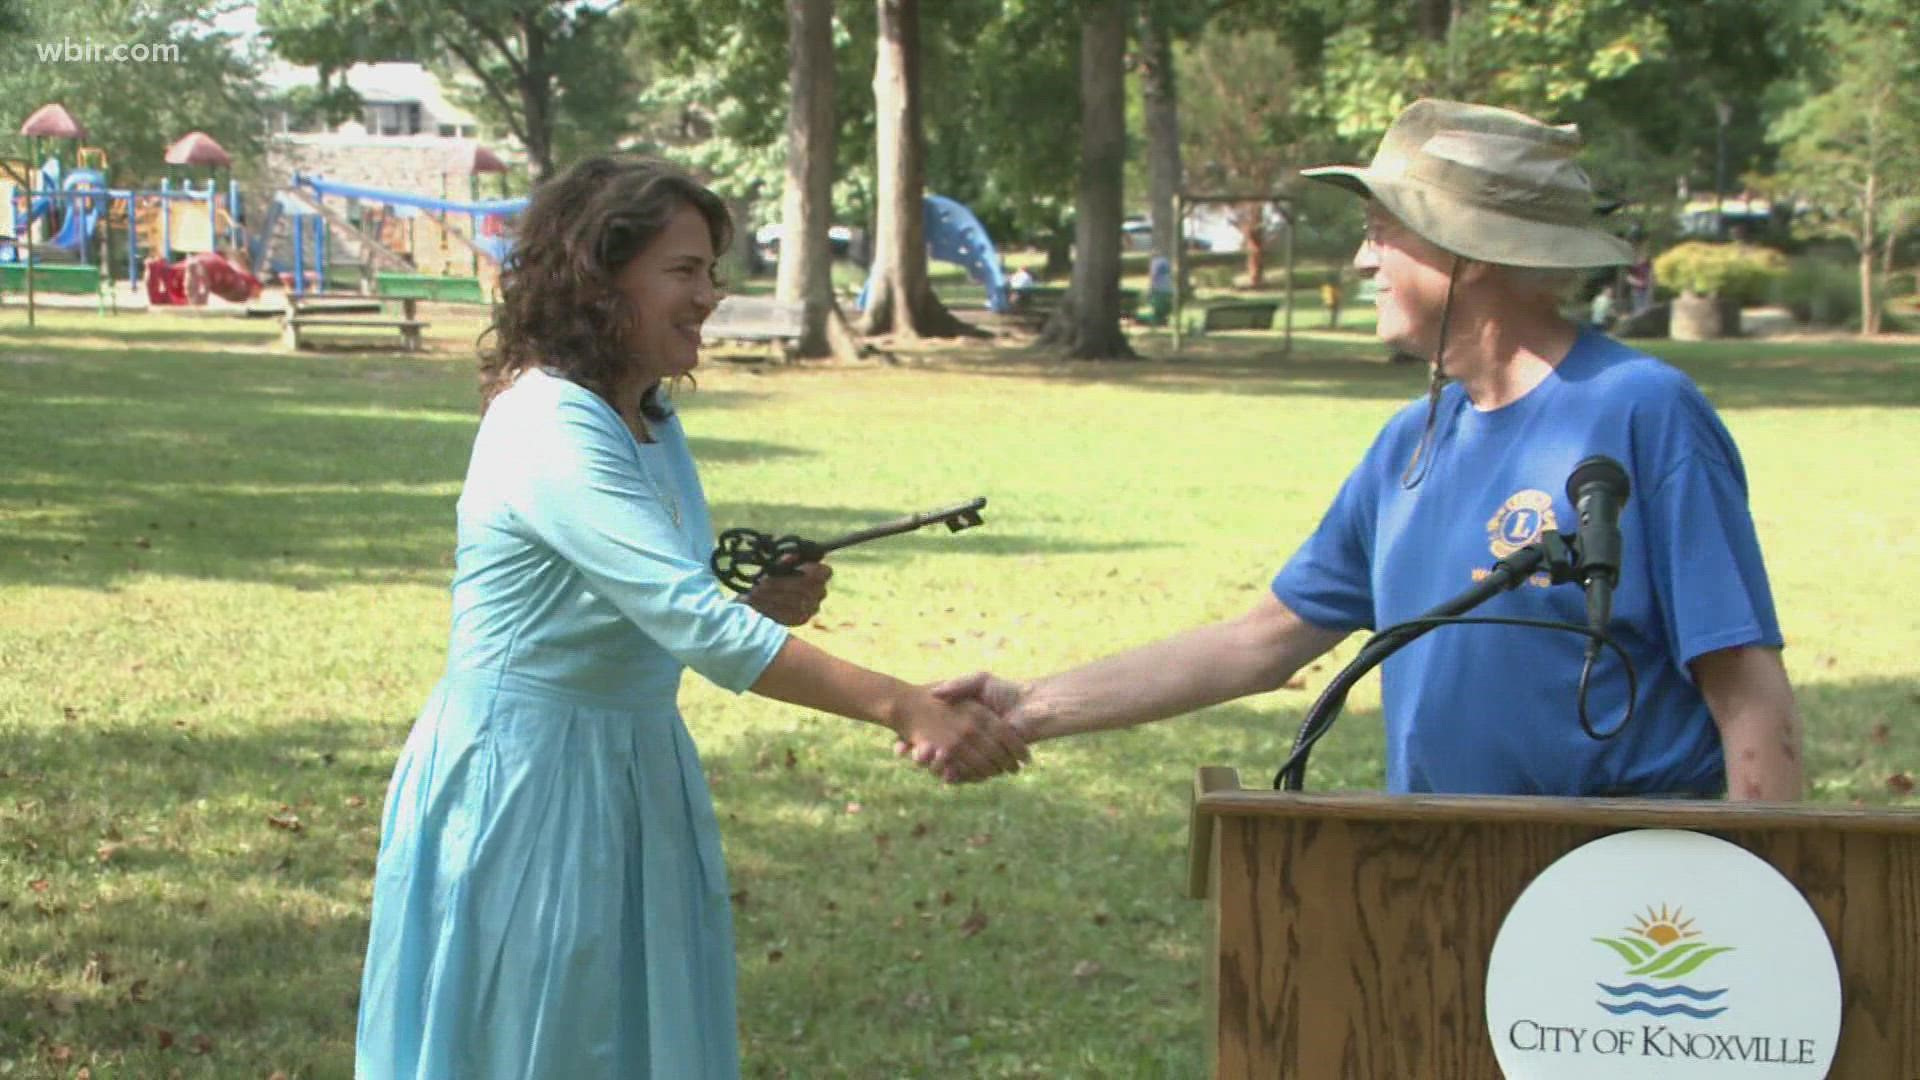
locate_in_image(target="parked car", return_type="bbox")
[1121,217,1212,253]
[754,223,855,262]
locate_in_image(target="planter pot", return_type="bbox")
[1671,292,1741,340]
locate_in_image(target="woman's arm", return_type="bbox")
[752,636,1029,781]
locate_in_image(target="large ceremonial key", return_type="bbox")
[710,497,987,593]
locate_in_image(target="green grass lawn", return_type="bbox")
[2,306,1916,1078]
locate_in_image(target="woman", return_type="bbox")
[356,156,1027,1078]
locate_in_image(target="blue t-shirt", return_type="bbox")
[1271,329,1782,796]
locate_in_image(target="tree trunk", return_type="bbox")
[518,20,557,181]
[778,0,844,359]
[1043,0,1134,359]
[1139,9,1186,296]
[1043,224,1073,277]
[1860,174,1880,335]
[863,0,973,339]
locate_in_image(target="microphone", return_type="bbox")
[1565,455,1631,653]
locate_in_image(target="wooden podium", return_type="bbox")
[1186,767,1920,1078]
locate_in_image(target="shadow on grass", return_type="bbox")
[1,715,393,1070]
[2,673,1910,1074]
[900,330,1920,411]
[0,349,800,590]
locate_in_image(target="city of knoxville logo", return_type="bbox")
[1592,905,1733,1020]
[1486,489,1559,559]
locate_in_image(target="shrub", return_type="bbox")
[1652,242,1787,304]
[1771,258,1860,327]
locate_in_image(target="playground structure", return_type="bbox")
[270,165,522,351]
[856,193,1011,314]
[279,172,523,304]
[3,100,525,337]
[2,110,256,319]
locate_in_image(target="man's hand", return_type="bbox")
[893,671,1034,770]
[743,561,831,627]
[890,684,1031,783]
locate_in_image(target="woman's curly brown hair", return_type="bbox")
[479,155,731,426]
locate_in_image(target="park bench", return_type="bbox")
[1201,301,1277,332]
[281,291,429,353]
[704,295,806,361]
[1009,285,1068,316]
[1007,286,1142,323]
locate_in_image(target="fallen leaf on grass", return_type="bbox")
[958,904,989,939]
[150,1026,174,1049]
[1888,773,1915,796]
[189,1033,215,1055]
[29,878,49,892]
[266,810,303,833]
[1869,723,1891,746]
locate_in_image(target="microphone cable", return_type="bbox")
[1276,615,1637,790]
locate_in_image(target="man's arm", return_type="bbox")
[1692,645,1804,801]
[1006,592,1350,742]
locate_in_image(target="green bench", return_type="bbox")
[1201,302,1278,332]
[0,263,102,295]
[374,272,489,305]
[1008,286,1142,319]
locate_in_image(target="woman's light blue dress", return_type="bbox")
[356,369,789,1079]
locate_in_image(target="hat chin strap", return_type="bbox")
[1400,256,1464,490]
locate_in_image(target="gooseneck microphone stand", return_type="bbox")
[1274,530,1602,791]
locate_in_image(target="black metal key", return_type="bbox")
[710,497,987,593]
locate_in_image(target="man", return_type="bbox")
[930,99,1802,800]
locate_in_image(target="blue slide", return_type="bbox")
[3,161,107,260]
[857,194,1010,314]
[50,169,108,253]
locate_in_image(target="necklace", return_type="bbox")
[634,443,683,531]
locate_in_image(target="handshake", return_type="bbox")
[890,671,1037,784]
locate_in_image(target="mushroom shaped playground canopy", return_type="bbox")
[165,131,232,169]
[20,104,86,140]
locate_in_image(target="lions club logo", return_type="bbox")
[1487,489,1559,558]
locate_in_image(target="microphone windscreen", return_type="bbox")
[1566,455,1630,505]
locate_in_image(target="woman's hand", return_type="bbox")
[890,686,1030,783]
[743,561,831,627]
